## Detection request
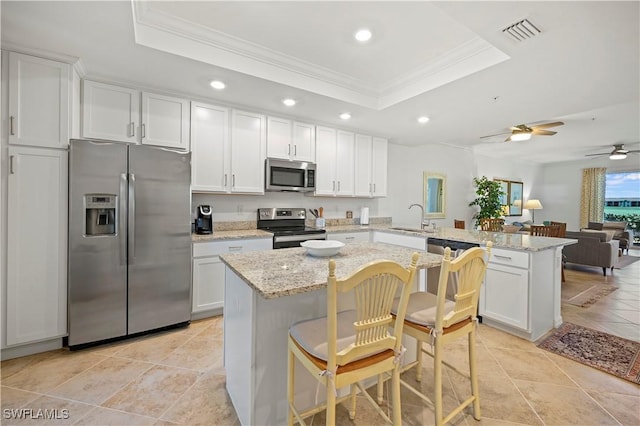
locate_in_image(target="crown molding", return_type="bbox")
[1,42,80,65]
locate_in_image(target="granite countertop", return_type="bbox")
[220,241,443,299]
[323,224,392,233]
[192,229,273,242]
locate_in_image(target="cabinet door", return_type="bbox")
[292,121,316,162]
[82,80,139,143]
[193,256,225,313]
[8,52,69,148]
[230,110,266,194]
[354,134,373,197]
[191,102,229,192]
[371,137,388,197]
[7,147,68,345]
[335,130,355,196]
[481,263,529,330]
[315,126,337,196]
[141,92,190,150]
[266,116,292,160]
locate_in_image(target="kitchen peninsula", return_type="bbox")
[220,242,442,426]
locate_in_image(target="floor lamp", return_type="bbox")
[524,199,543,223]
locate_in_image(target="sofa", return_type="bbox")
[585,221,630,254]
[563,230,619,276]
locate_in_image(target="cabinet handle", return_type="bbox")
[228,246,243,252]
[337,181,341,191]
[332,181,335,191]
[369,183,372,193]
[232,174,235,188]
[129,122,135,137]
[224,174,228,187]
[373,183,376,193]
[141,123,146,138]
[346,236,355,240]
[294,145,297,156]
[288,144,291,155]
[494,255,512,260]
[9,155,16,174]
[9,116,15,136]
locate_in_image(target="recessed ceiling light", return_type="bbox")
[340,113,351,120]
[354,29,372,42]
[417,116,430,124]
[210,80,226,90]
[282,98,296,107]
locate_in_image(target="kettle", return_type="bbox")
[195,205,213,234]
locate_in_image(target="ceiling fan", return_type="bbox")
[480,121,564,142]
[585,144,640,160]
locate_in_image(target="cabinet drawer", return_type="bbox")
[327,232,369,244]
[489,247,529,269]
[193,238,271,257]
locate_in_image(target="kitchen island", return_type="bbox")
[220,242,442,426]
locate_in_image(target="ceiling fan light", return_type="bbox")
[511,132,532,141]
[609,153,627,160]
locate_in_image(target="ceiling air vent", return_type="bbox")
[502,18,541,42]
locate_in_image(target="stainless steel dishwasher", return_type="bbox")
[427,238,480,300]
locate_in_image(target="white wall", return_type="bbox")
[539,155,639,231]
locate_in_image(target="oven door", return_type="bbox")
[273,233,326,249]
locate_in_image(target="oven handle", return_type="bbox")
[273,234,327,243]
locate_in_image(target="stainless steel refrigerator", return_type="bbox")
[68,140,192,347]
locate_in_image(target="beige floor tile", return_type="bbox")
[179,317,219,336]
[1,352,106,394]
[597,322,640,341]
[48,357,153,405]
[586,390,640,426]
[101,365,200,418]
[158,336,223,373]
[1,386,42,411]
[513,380,618,425]
[491,348,576,387]
[2,395,94,426]
[608,308,640,325]
[476,324,542,353]
[160,371,238,425]
[1,351,63,381]
[72,406,156,425]
[113,332,193,363]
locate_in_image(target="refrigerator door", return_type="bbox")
[68,140,128,346]
[127,145,192,334]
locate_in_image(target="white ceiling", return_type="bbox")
[2,1,639,164]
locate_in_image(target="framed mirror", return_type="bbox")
[423,172,446,218]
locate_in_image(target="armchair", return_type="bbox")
[586,221,630,254]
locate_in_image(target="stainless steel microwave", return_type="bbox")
[265,158,316,192]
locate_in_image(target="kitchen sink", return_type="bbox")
[390,227,434,233]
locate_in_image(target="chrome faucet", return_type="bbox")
[408,203,430,229]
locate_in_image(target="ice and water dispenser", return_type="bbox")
[85,194,116,236]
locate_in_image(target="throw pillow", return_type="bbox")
[588,221,603,230]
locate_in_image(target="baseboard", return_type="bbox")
[191,307,223,321]
[1,338,63,361]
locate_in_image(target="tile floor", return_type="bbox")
[1,251,638,425]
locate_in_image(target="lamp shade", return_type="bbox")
[524,199,543,210]
[501,205,510,216]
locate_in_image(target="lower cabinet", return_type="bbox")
[481,262,529,330]
[192,238,271,318]
[327,231,369,244]
[371,230,427,250]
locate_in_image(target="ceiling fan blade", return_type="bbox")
[480,131,511,139]
[531,121,564,129]
[505,135,513,142]
[584,153,608,157]
[532,129,557,136]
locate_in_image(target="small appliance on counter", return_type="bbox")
[195,205,213,234]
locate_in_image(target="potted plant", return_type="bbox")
[468,176,505,228]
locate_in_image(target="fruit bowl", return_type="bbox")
[300,240,345,257]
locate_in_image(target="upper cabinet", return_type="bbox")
[191,103,265,194]
[82,80,190,150]
[371,137,388,197]
[266,117,315,162]
[315,126,355,197]
[355,135,387,197]
[7,52,70,149]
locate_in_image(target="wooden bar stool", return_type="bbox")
[287,254,419,425]
[479,218,504,231]
[454,219,465,229]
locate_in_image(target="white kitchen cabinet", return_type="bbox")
[82,80,190,150]
[192,238,271,318]
[371,230,427,251]
[190,102,229,192]
[230,110,267,194]
[354,135,388,197]
[314,126,354,196]
[267,117,315,162]
[6,146,68,346]
[141,92,190,150]
[82,80,139,144]
[481,262,529,330]
[327,231,369,244]
[7,51,69,148]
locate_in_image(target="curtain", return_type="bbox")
[580,167,606,228]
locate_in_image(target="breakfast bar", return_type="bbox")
[220,242,442,426]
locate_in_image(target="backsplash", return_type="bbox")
[212,216,392,232]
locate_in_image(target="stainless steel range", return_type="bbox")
[257,208,326,249]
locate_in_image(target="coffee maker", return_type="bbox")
[195,205,213,234]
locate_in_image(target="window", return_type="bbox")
[605,171,640,245]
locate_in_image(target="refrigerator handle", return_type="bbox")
[128,173,136,263]
[119,174,128,265]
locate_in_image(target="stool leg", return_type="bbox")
[377,373,384,405]
[392,365,402,425]
[434,339,443,426]
[469,330,481,420]
[416,339,423,382]
[350,383,357,420]
[287,347,295,426]
[326,381,336,426]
